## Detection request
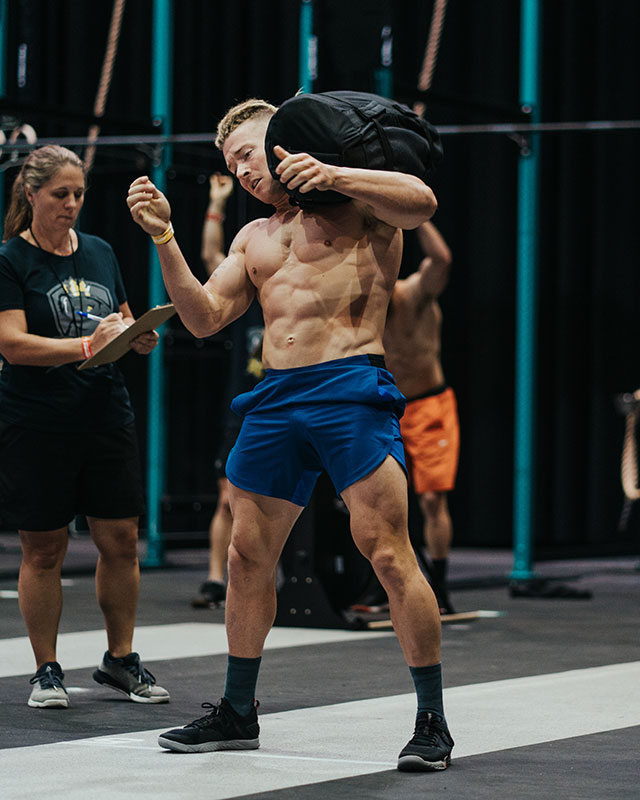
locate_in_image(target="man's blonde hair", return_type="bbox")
[215,98,278,150]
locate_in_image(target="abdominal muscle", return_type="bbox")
[262,312,382,369]
[247,207,401,370]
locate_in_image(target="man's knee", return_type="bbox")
[22,546,64,572]
[92,520,139,562]
[20,532,67,571]
[227,538,270,578]
[367,539,414,587]
[420,491,446,519]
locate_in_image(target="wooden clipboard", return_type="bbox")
[77,303,176,370]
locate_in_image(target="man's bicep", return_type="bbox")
[205,247,254,307]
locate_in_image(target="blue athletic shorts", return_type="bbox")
[225,354,407,507]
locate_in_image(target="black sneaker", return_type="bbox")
[28,662,69,708]
[158,698,260,753]
[397,712,454,771]
[191,580,226,608]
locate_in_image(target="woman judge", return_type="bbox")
[0,145,169,708]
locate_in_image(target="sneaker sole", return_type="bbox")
[28,697,69,708]
[397,754,451,772]
[93,669,170,704]
[157,735,259,753]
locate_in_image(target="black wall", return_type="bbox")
[2,0,639,554]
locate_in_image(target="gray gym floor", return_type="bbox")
[1,533,638,800]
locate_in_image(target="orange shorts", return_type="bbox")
[400,386,460,494]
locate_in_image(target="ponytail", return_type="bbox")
[3,173,32,242]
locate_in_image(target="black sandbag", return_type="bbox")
[265,90,443,207]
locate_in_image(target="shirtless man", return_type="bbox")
[384,221,459,615]
[126,98,454,772]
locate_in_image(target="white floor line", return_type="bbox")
[1,661,638,800]
[0,622,392,678]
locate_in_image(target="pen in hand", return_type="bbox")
[76,310,104,322]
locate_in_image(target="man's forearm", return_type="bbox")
[332,167,437,229]
[155,236,221,337]
[201,200,227,275]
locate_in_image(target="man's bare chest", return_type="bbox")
[244,224,369,287]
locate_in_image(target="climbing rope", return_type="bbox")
[414,0,448,118]
[621,390,640,501]
[84,0,127,173]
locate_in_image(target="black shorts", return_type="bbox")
[0,421,145,531]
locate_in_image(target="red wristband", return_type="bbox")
[81,336,93,359]
[206,211,224,222]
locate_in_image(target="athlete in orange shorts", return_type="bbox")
[401,385,459,494]
[384,221,458,614]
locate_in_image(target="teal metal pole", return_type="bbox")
[0,0,5,97]
[0,0,7,224]
[374,25,393,98]
[144,0,173,567]
[298,0,315,93]
[511,0,541,580]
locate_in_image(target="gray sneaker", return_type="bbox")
[93,651,170,703]
[28,661,69,708]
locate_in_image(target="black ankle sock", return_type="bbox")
[409,663,445,721]
[430,558,448,588]
[224,655,261,716]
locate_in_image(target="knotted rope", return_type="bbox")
[414,0,448,118]
[84,0,127,173]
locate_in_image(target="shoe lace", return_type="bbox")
[190,701,223,728]
[120,655,157,686]
[414,714,446,746]
[30,666,64,690]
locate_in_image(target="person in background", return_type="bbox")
[0,145,170,708]
[383,220,459,615]
[200,173,234,277]
[191,174,264,609]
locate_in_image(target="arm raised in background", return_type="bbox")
[413,220,453,298]
[201,174,234,276]
[127,176,256,338]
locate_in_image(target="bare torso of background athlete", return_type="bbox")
[383,221,452,398]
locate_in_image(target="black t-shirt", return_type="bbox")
[0,232,134,432]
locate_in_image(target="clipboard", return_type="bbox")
[77,303,176,370]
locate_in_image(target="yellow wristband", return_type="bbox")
[151,222,174,245]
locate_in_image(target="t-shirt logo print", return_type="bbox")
[47,278,113,336]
